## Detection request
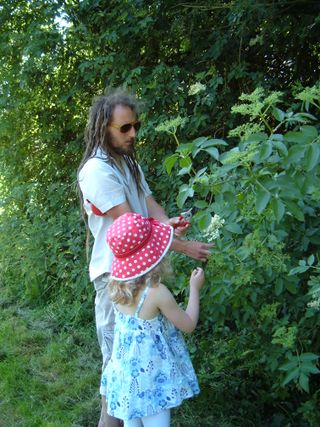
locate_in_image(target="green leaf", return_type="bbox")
[176,143,193,155]
[195,167,207,178]
[300,362,320,375]
[198,212,212,230]
[194,200,208,209]
[177,165,192,176]
[179,156,192,168]
[284,129,312,144]
[300,353,319,362]
[285,282,298,294]
[271,197,285,222]
[286,145,306,164]
[305,144,320,171]
[258,141,273,161]
[300,125,318,142]
[247,132,268,142]
[299,372,309,393]
[220,148,239,165]
[279,360,298,371]
[225,223,242,234]
[163,154,178,175]
[236,247,251,260]
[192,136,208,147]
[272,140,288,156]
[282,367,299,386]
[177,186,194,208]
[275,278,283,296]
[272,107,285,122]
[288,265,310,275]
[255,189,271,214]
[285,200,304,222]
[307,255,315,266]
[200,138,228,147]
[204,146,219,160]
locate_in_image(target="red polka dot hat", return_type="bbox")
[106,212,174,281]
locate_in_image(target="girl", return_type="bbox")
[101,212,205,427]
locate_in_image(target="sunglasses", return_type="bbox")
[109,121,141,134]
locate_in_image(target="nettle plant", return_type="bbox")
[157,85,320,396]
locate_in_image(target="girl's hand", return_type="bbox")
[190,267,205,290]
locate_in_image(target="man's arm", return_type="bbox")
[146,196,212,262]
[146,195,188,235]
[146,195,169,223]
[105,201,131,219]
[171,238,212,262]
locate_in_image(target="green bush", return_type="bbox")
[161,84,320,425]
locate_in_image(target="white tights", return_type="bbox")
[124,409,170,427]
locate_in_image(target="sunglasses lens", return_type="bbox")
[119,121,141,133]
[134,121,141,132]
[120,123,132,133]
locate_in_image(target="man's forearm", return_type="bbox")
[170,237,188,254]
[146,196,169,222]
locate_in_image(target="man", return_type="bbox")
[78,89,211,427]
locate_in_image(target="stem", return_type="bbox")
[260,102,276,134]
[273,120,286,134]
[259,112,273,134]
[255,179,270,194]
[172,132,180,146]
[311,100,320,110]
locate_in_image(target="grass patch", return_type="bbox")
[0,294,101,427]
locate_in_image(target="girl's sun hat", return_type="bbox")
[106,212,174,281]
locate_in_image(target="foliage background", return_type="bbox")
[0,1,319,426]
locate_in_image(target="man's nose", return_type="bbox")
[128,126,136,138]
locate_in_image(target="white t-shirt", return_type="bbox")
[78,148,152,281]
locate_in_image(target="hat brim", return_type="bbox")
[110,220,174,282]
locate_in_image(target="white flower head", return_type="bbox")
[188,82,206,96]
[307,298,320,311]
[203,214,225,242]
[155,116,187,134]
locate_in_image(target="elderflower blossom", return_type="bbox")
[155,116,187,134]
[188,82,206,96]
[295,86,320,103]
[203,214,225,242]
[307,298,320,311]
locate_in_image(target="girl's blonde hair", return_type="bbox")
[108,260,171,306]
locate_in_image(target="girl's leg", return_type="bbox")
[100,395,122,427]
[124,418,143,427]
[141,409,170,427]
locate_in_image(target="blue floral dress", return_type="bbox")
[100,285,200,421]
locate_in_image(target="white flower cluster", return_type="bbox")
[155,116,187,134]
[307,298,320,311]
[188,82,206,96]
[203,214,225,242]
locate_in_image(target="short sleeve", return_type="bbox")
[78,158,126,213]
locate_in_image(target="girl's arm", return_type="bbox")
[155,268,205,333]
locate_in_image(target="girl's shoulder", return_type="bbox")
[149,282,173,303]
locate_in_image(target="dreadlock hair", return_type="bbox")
[108,260,172,306]
[78,87,143,191]
[77,88,143,257]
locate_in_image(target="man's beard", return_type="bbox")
[106,131,135,156]
[112,144,134,156]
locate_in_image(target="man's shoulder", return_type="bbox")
[79,154,113,176]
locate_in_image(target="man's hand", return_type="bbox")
[171,238,213,262]
[167,217,190,237]
[183,240,213,262]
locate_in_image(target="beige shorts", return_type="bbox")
[93,273,115,372]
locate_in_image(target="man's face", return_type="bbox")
[107,105,138,155]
